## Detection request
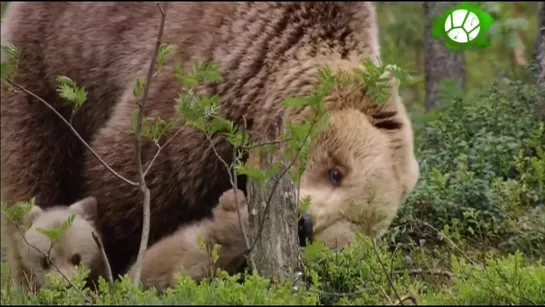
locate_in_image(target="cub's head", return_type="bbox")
[296,69,419,243]
[16,197,105,289]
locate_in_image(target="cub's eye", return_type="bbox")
[71,253,81,266]
[328,168,343,186]
[41,257,51,269]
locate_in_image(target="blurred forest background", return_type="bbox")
[1,2,544,305]
[374,2,543,137]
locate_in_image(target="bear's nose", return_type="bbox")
[298,214,314,247]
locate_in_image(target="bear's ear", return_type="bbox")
[23,206,44,226]
[68,196,97,221]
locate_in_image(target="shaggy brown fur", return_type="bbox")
[1,2,419,281]
[14,197,108,290]
[126,189,249,290]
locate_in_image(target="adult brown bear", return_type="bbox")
[1,2,419,283]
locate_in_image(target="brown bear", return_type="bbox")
[1,2,419,283]
[126,188,250,290]
[13,196,108,290]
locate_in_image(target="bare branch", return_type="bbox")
[91,232,113,285]
[393,292,420,306]
[242,138,292,150]
[392,268,455,279]
[203,134,256,270]
[231,146,256,270]
[371,237,404,306]
[143,126,184,177]
[130,1,169,286]
[156,2,166,16]
[5,80,137,187]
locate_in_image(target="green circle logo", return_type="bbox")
[432,2,495,52]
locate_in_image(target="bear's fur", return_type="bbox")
[126,189,249,290]
[1,2,419,281]
[14,197,108,289]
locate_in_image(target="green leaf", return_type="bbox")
[235,162,267,182]
[156,43,177,70]
[0,61,8,81]
[133,77,147,99]
[283,96,313,109]
[36,228,62,245]
[56,75,87,112]
[1,198,35,225]
[36,214,75,245]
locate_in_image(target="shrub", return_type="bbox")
[388,80,545,258]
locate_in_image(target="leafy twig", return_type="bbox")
[231,146,255,270]
[203,134,256,270]
[130,1,168,286]
[5,80,137,187]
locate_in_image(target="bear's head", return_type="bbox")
[293,67,420,242]
[16,196,106,289]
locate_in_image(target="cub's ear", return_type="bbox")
[68,196,97,221]
[23,206,44,227]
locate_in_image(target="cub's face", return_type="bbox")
[16,197,101,289]
[300,106,419,242]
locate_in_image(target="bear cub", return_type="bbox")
[15,196,107,289]
[126,189,250,290]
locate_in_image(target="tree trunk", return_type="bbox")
[536,2,545,85]
[423,2,466,110]
[246,118,302,283]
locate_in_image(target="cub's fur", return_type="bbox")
[1,2,419,281]
[126,189,249,290]
[14,197,107,289]
[127,190,369,290]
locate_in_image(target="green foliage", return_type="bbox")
[424,253,545,305]
[36,214,75,246]
[0,42,19,84]
[3,235,543,305]
[56,75,87,113]
[352,59,411,106]
[0,198,34,225]
[389,80,545,259]
[156,43,176,73]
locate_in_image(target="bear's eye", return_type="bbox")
[328,168,343,186]
[71,253,81,266]
[41,257,51,269]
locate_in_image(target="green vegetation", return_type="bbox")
[1,2,544,305]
